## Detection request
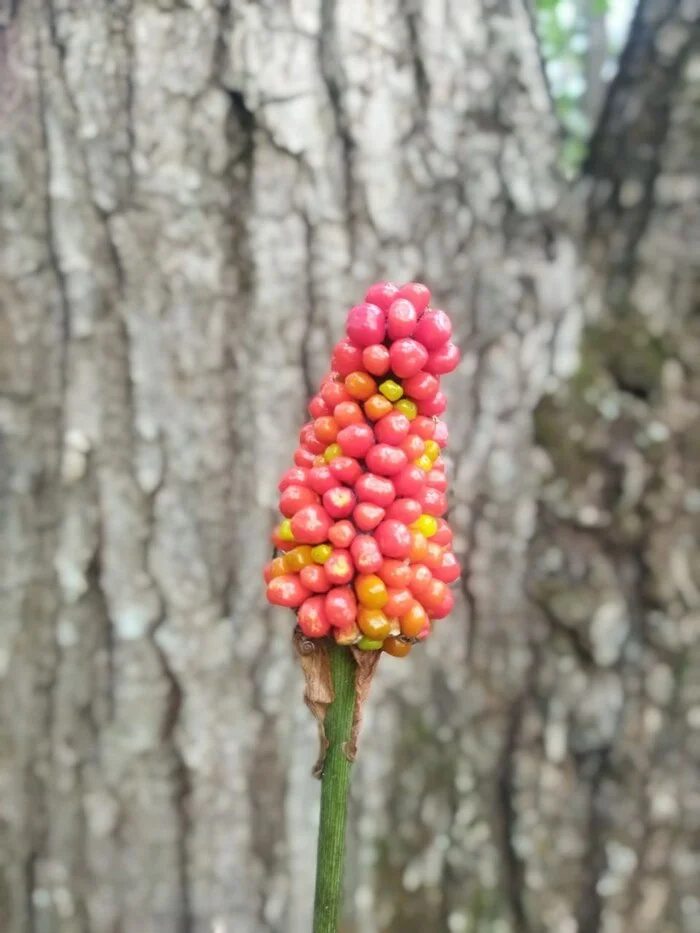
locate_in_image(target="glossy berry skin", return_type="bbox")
[431,518,453,547]
[357,607,392,640]
[383,636,412,657]
[354,573,388,609]
[314,417,340,445]
[364,394,394,421]
[433,550,460,584]
[416,392,447,417]
[323,486,356,519]
[294,448,316,468]
[311,544,333,563]
[365,281,399,310]
[290,504,332,545]
[335,622,362,645]
[417,486,448,517]
[378,379,403,402]
[353,502,386,531]
[308,465,337,495]
[298,596,331,637]
[394,398,417,420]
[393,464,426,498]
[337,423,374,458]
[362,344,391,377]
[308,395,330,419]
[431,587,455,619]
[279,485,319,518]
[300,425,326,454]
[400,600,429,638]
[411,416,436,440]
[324,550,355,586]
[365,444,407,477]
[378,559,412,589]
[267,575,311,608]
[386,299,418,339]
[389,339,429,379]
[375,519,413,559]
[374,411,411,446]
[426,469,447,492]
[424,341,460,375]
[264,556,287,582]
[409,563,433,599]
[423,541,444,571]
[346,303,385,347]
[396,282,431,314]
[329,456,363,486]
[332,338,364,376]
[357,636,383,651]
[399,434,425,461]
[384,587,413,619]
[386,497,422,525]
[271,528,295,552]
[414,308,452,349]
[283,545,315,573]
[422,578,448,613]
[325,587,358,628]
[411,513,438,538]
[350,535,383,574]
[278,467,310,492]
[334,401,364,427]
[345,371,378,401]
[433,422,449,448]
[328,520,356,548]
[355,473,396,507]
[402,371,439,401]
[321,380,351,408]
[408,530,428,562]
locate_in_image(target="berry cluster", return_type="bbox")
[264,282,460,658]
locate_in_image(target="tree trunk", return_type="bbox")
[0,2,694,933]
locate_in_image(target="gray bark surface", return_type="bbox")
[0,1,695,933]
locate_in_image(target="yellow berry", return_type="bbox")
[278,519,295,541]
[424,440,440,461]
[394,398,417,420]
[311,544,332,564]
[358,608,392,640]
[324,443,342,462]
[378,379,404,402]
[414,454,433,472]
[355,574,388,609]
[283,545,314,573]
[410,514,438,538]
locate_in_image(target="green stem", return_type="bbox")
[312,643,357,933]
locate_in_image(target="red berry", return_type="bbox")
[300,564,331,593]
[393,464,426,498]
[400,600,429,638]
[389,338,429,379]
[386,497,422,524]
[399,434,425,461]
[411,416,436,439]
[298,596,331,637]
[402,371,439,401]
[375,411,411,446]
[426,469,448,492]
[414,308,452,349]
[409,564,433,598]
[350,535,383,574]
[328,520,356,548]
[375,519,412,559]
[278,467,310,492]
[378,559,412,589]
[300,424,326,454]
[308,465,338,495]
[332,338,364,376]
[431,587,455,619]
[416,392,447,416]
[346,303,385,347]
[433,550,460,584]
[334,401,364,427]
[325,586,358,628]
[362,344,391,377]
[314,416,339,444]
[423,541,444,571]
[353,502,386,531]
[396,282,431,315]
[424,341,460,375]
[417,486,448,517]
[267,575,311,608]
[279,484,320,517]
[325,549,355,585]
[309,395,330,418]
[290,504,332,545]
[384,587,413,619]
[386,298,418,339]
[355,473,396,507]
[322,486,356,519]
[431,518,453,547]
[365,444,407,477]
[329,456,363,486]
[294,447,317,468]
[337,423,374,459]
[365,281,399,310]
[321,380,351,408]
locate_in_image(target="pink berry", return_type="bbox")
[402,371,439,401]
[346,303,385,347]
[308,465,338,495]
[300,423,326,454]
[434,421,449,447]
[294,447,317,468]
[353,502,386,531]
[386,299,418,340]
[300,564,331,593]
[337,423,374,459]
[389,338,429,379]
[323,486,357,519]
[362,344,391,377]
[431,519,453,547]
[426,469,447,492]
[279,485,320,517]
[417,486,447,517]
[375,520,413,559]
[375,411,411,446]
[396,282,431,315]
[267,575,312,609]
[350,535,383,574]
[430,587,454,619]
[309,395,330,418]
[290,504,332,544]
[355,473,396,507]
[365,444,407,477]
[332,338,364,377]
[328,520,356,548]
[278,467,310,492]
[325,586,358,628]
[329,456,363,486]
[298,596,332,637]
[365,281,399,310]
[414,309,452,350]
[433,550,460,584]
[424,341,460,375]
[393,464,426,498]
[386,497,422,524]
[416,392,447,416]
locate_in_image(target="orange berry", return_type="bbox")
[423,541,444,571]
[384,588,413,619]
[378,558,412,589]
[345,371,378,401]
[283,545,315,573]
[409,563,433,599]
[422,577,448,613]
[408,530,428,562]
[321,381,351,408]
[354,574,388,609]
[364,394,394,421]
[400,601,428,638]
[263,556,288,582]
[334,401,364,427]
[314,416,339,444]
[383,636,412,658]
[357,607,392,640]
